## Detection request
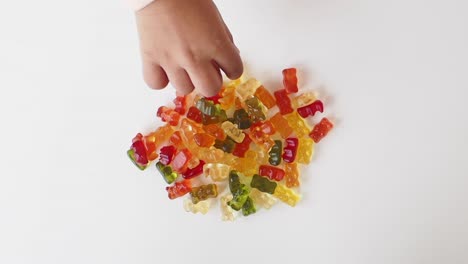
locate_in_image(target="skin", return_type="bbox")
[136,0,243,97]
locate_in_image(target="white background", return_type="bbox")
[1,0,467,263]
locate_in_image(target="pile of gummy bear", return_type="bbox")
[128,68,333,220]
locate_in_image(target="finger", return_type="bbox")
[187,61,222,97]
[223,21,234,43]
[166,68,195,95]
[143,63,169,90]
[214,42,243,80]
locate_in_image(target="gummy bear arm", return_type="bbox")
[126,0,155,11]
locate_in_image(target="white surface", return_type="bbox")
[1,0,468,263]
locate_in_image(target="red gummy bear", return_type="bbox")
[159,145,176,165]
[259,165,285,181]
[173,96,188,115]
[309,117,334,143]
[282,68,298,94]
[297,100,324,118]
[166,180,192,199]
[157,106,180,126]
[282,137,298,163]
[182,160,206,179]
[274,89,293,115]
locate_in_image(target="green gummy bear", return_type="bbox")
[227,171,250,211]
[156,162,178,184]
[228,184,250,211]
[242,197,257,216]
[245,96,266,122]
[268,140,282,166]
[196,98,226,118]
[214,137,235,153]
[233,109,252,129]
[190,184,218,204]
[250,174,277,194]
[202,109,227,125]
[229,171,241,193]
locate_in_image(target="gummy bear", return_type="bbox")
[145,125,174,146]
[204,163,230,182]
[184,199,210,214]
[220,194,236,221]
[201,110,227,125]
[245,96,267,122]
[297,100,324,118]
[171,149,192,173]
[259,165,285,181]
[282,137,299,163]
[157,106,180,126]
[232,150,259,177]
[274,89,293,115]
[205,89,223,104]
[227,171,250,211]
[156,161,178,184]
[166,180,191,199]
[273,184,301,207]
[241,197,256,216]
[182,160,205,179]
[197,147,225,163]
[233,109,252,129]
[309,117,334,143]
[232,132,252,158]
[236,78,261,101]
[196,98,222,116]
[250,174,277,194]
[285,111,310,138]
[249,121,275,152]
[282,68,298,94]
[269,112,293,139]
[190,184,218,204]
[268,140,282,166]
[219,85,236,110]
[193,133,216,148]
[173,96,188,115]
[204,124,226,141]
[127,133,148,170]
[284,162,300,188]
[221,121,245,143]
[297,137,314,164]
[169,131,185,149]
[250,188,277,209]
[214,137,236,153]
[159,145,176,165]
[254,85,276,109]
[292,92,317,109]
[186,106,203,123]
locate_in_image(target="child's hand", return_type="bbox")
[136,0,243,96]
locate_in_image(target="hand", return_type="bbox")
[136,0,243,96]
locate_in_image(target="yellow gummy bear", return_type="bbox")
[220,194,236,221]
[197,147,225,163]
[273,184,301,207]
[184,199,210,214]
[250,188,277,209]
[285,111,310,138]
[232,150,259,176]
[292,92,317,108]
[204,163,230,182]
[297,137,314,164]
[236,78,261,101]
[284,162,300,188]
[221,121,245,143]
